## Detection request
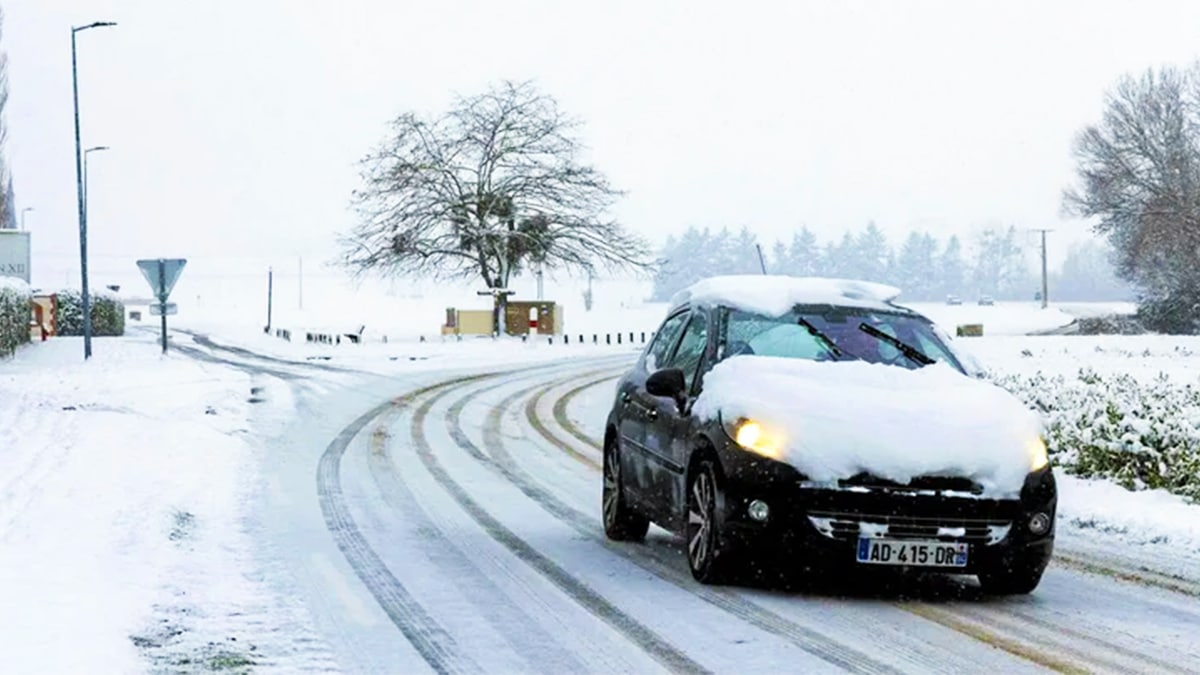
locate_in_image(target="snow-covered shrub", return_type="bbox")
[993,369,1200,502]
[0,278,31,358]
[54,289,125,337]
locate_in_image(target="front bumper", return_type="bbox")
[716,455,1057,575]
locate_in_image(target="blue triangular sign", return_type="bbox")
[137,258,187,300]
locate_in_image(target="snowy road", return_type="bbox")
[196,341,1200,674]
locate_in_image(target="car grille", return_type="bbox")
[837,472,984,495]
[807,511,1012,545]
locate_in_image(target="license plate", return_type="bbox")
[856,538,968,567]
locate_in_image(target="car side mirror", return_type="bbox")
[646,368,686,402]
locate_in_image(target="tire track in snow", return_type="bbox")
[539,374,1200,674]
[363,415,591,672]
[317,376,489,675]
[451,376,901,674]
[408,381,707,675]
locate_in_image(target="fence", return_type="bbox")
[268,326,656,348]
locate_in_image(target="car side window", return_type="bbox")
[664,314,708,393]
[644,311,689,371]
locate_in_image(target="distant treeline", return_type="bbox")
[651,223,1133,303]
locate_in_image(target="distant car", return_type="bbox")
[603,276,1056,594]
[946,294,963,305]
[978,296,995,306]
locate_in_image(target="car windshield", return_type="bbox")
[721,305,966,373]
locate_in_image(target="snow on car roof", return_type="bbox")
[671,275,903,316]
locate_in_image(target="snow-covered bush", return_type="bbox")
[54,289,125,337]
[993,368,1200,502]
[0,278,31,358]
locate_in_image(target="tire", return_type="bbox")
[686,458,739,584]
[602,435,649,542]
[977,561,1047,595]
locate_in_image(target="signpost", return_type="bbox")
[0,231,32,283]
[136,258,186,353]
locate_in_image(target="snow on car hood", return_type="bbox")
[692,356,1044,498]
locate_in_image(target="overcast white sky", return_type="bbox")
[6,0,1200,293]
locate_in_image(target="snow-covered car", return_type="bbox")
[946,294,963,305]
[602,276,1056,594]
[978,295,995,306]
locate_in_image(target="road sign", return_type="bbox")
[136,258,187,354]
[136,258,187,301]
[0,231,31,283]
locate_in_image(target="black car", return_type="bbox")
[602,277,1056,594]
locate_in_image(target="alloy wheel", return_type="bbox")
[687,470,714,570]
[603,442,620,529]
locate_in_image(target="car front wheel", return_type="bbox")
[687,458,739,584]
[602,435,649,541]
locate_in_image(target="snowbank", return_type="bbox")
[0,276,31,293]
[693,356,1044,497]
[1058,473,1200,552]
[0,334,299,672]
[905,301,1076,336]
[672,276,901,315]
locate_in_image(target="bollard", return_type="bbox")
[549,336,554,345]
[580,335,584,344]
[606,334,611,345]
[564,334,570,344]
[593,334,598,344]
[617,333,622,344]
[629,332,634,343]
[641,332,646,343]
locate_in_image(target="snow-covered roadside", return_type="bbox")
[1057,474,1200,553]
[170,323,641,373]
[0,333,325,673]
[953,333,1200,565]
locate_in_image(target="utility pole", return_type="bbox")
[755,243,768,274]
[266,267,274,333]
[72,20,117,360]
[1031,228,1052,309]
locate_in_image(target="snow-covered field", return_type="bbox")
[2,294,1199,673]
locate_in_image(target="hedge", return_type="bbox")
[0,280,31,358]
[54,289,125,337]
[993,368,1200,503]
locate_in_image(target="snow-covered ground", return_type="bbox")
[3,293,1198,673]
[0,333,289,672]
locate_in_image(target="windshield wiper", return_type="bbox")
[858,323,936,366]
[797,317,844,359]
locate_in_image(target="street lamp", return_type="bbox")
[20,207,33,231]
[83,145,109,222]
[72,20,117,360]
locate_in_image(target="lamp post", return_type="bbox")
[72,20,117,360]
[20,207,33,231]
[83,145,109,223]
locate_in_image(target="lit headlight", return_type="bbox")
[725,417,785,460]
[1027,436,1049,472]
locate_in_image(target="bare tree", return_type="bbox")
[340,80,651,333]
[1064,63,1200,331]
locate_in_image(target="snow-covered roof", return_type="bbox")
[670,275,903,316]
